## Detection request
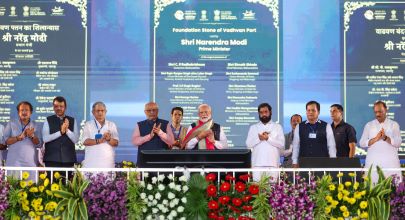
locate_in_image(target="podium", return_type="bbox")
[138,149,251,168]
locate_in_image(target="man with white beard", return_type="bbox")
[183,104,228,150]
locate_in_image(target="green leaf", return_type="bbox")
[78,180,90,195]
[55,198,69,216]
[53,190,74,199]
[68,197,79,217]
[79,200,88,220]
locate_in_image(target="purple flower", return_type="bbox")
[390,175,405,219]
[0,170,9,220]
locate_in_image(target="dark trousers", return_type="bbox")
[45,161,75,182]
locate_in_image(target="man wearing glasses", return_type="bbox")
[132,102,174,166]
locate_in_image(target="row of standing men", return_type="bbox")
[0,97,402,182]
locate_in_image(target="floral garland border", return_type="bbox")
[154,0,186,29]
[56,0,87,28]
[247,0,279,29]
[344,1,376,32]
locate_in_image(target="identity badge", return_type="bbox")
[95,133,102,139]
[309,133,317,139]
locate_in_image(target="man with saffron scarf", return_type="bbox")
[183,104,228,150]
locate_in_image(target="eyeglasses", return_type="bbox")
[145,109,158,113]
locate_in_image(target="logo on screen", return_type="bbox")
[364,10,374,20]
[214,10,220,21]
[23,6,29,17]
[51,6,64,16]
[174,10,184,20]
[9,6,16,17]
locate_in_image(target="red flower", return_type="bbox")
[206,173,216,182]
[238,216,249,220]
[208,200,219,210]
[207,184,217,197]
[230,205,241,213]
[225,174,235,181]
[235,181,246,193]
[242,195,252,202]
[238,174,250,182]
[219,196,230,204]
[248,184,259,195]
[217,216,225,220]
[208,211,217,219]
[228,218,235,220]
[220,182,231,192]
[232,198,243,207]
[242,205,253,212]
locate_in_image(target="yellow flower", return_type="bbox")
[331,218,337,220]
[337,192,343,200]
[342,189,350,196]
[22,172,30,180]
[51,183,59,191]
[343,196,349,202]
[28,211,36,217]
[22,199,29,206]
[344,181,352,187]
[337,218,344,220]
[360,201,368,209]
[43,178,49,187]
[29,187,39,193]
[348,172,356,177]
[338,184,344,191]
[22,204,30,211]
[340,205,348,212]
[38,186,45,192]
[352,217,359,220]
[328,184,336,191]
[54,172,61,179]
[123,160,127,165]
[337,172,344,178]
[362,176,369,181]
[46,190,53,196]
[39,173,47,180]
[331,200,339,208]
[45,201,58,211]
[349,198,356,205]
[27,180,33,187]
[343,211,350,218]
[18,191,28,199]
[20,181,27,188]
[360,212,368,218]
[353,182,359,190]
[11,216,20,220]
[325,206,331,214]
[325,195,333,202]
[354,192,362,199]
[360,190,366,196]
[128,161,133,165]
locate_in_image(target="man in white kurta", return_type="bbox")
[81,102,119,168]
[360,101,402,184]
[246,103,285,182]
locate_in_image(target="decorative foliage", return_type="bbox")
[53,171,89,220]
[83,173,127,219]
[366,166,392,220]
[252,175,271,220]
[127,172,146,220]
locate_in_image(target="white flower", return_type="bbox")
[163,199,169,205]
[144,172,149,178]
[158,174,165,181]
[152,177,157,184]
[168,174,174,180]
[168,192,175,199]
[155,192,161,200]
[140,181,145,187]
[182,185,189,192]
[173,198,179,205]
[158,184,165,191]
[146,215,152,220]
[179,175,187,182]
[142,207,147,213]
[152,208,158,214]
[148,195,154,201]
[143,198,148,203]
[152,200,158,205]
[175,185,181,191]
[180,217,186,220]
[162,207,168,213]
[147,184,153,190]
[147,202,152,207]
[169,202,175,208]
[177,206,184,213]
[170,210,178,217]
[181,197,187,203]
[159,215,165,220]
[167,215,173,220]
[140,193,146,199]
[169,182,175,189]
[157,204,164,210]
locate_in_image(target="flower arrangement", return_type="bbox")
[390,175,405,219]
[83,173,127,219]
[269,174,315,219]
[5,171,62,220]
[116,160,136,168]
[139,173,189,220]
[206,173,257,220]
[0,170,9,220]
[127,172,147,220]
[320,172,369,220]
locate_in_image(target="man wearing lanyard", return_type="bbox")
[292,101,337,168]
[42,96,79,171]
